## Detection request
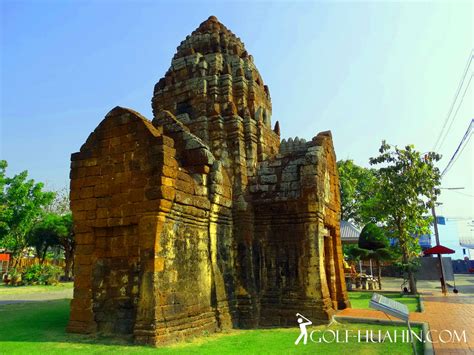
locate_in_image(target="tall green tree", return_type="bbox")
[28,213,64,264]
[44,187,74,279]
[0,160,55,265]
[369,142,441,294]
[27,212,74,278]
[357,223,394,290]
[337,159,377,227]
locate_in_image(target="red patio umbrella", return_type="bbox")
[423,245,455,255]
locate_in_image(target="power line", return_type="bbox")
[433,49,473,151]
[450,130,472,168]
[441,119,473,176]
[440,189,474,198]
[452,190,474,198]
[437,73,474,151]
[433,49,474,152]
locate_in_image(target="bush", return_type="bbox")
[359,223,388,250]
[22,264,62,285]
[3,268,23,286]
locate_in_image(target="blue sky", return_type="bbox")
[1,1,473,241]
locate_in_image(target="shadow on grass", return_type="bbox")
[0,299,134,346]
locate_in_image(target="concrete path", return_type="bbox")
[0,287,73,305]
[339,275,474,354]
[377,275,474,295]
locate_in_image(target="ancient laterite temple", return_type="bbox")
[67,16,349,345]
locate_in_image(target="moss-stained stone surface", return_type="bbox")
[67,16,350,346]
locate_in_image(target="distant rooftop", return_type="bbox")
[340,220,361,244]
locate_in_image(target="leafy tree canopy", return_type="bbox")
[359,223,388,250]
[0,160,55,261]
[369,142,441,242]
[337,159,377,227]
[368,142,441,293]
[28,213,70,263]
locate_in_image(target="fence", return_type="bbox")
[16,258,65,269]
[2,256,65,273]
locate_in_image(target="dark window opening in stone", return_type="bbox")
[252,242,261,293]
[176,100,193,117]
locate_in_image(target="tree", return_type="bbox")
[0,160,55,265]
[369,142,441,294]
[337,160,377,227]
[56,213,75,280]
[343,244,362,264]
[28,214,60,264]
[44,187,70,216]
[45,187,74,279]
[27,212,74,279]
[357,223,394,290]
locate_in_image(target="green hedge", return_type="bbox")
[5,264,62,286]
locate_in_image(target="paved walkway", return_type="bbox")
[0,286,73,305]
[339,275,474,354]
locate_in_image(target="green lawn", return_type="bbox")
[0,282,73,296]
[349,291,420,312]
[0,299,423,354]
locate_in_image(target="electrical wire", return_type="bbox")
[450,131,472,169]
[437,73,474,152]
[451,190,474,198]
[441,119,474,176]
[433,49,474,152]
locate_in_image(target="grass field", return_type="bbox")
[0,282,73,296]
[0,299,423,354]
[348,291,420,312]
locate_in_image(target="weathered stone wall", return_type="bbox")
[152,16,272,128]
[68,107,168,334]
[279,137,308,155]
[151,15,280,180]
[249,132,349,326]
[68,107,236,344]
[68,16,349,347]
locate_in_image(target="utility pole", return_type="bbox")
[431,187,464,295]
[431,204,447,295]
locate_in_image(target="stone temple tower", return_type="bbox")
[67,16,349,345]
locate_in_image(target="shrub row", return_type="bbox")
[3,264,62,286]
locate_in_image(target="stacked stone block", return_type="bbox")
[68,16,349,346]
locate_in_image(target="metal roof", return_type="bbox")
[340,220,361,243]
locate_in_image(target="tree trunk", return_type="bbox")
[397,222,417,295]
[12,255,20,268]
[40,248,47,264]
[63,246,74,280]
[64,258,72,280]
[401,244,417,294]
[12,246,24,268]
[408,270,417,294]
[377,260,382,290]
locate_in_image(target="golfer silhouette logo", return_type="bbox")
[295,313,312,345]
